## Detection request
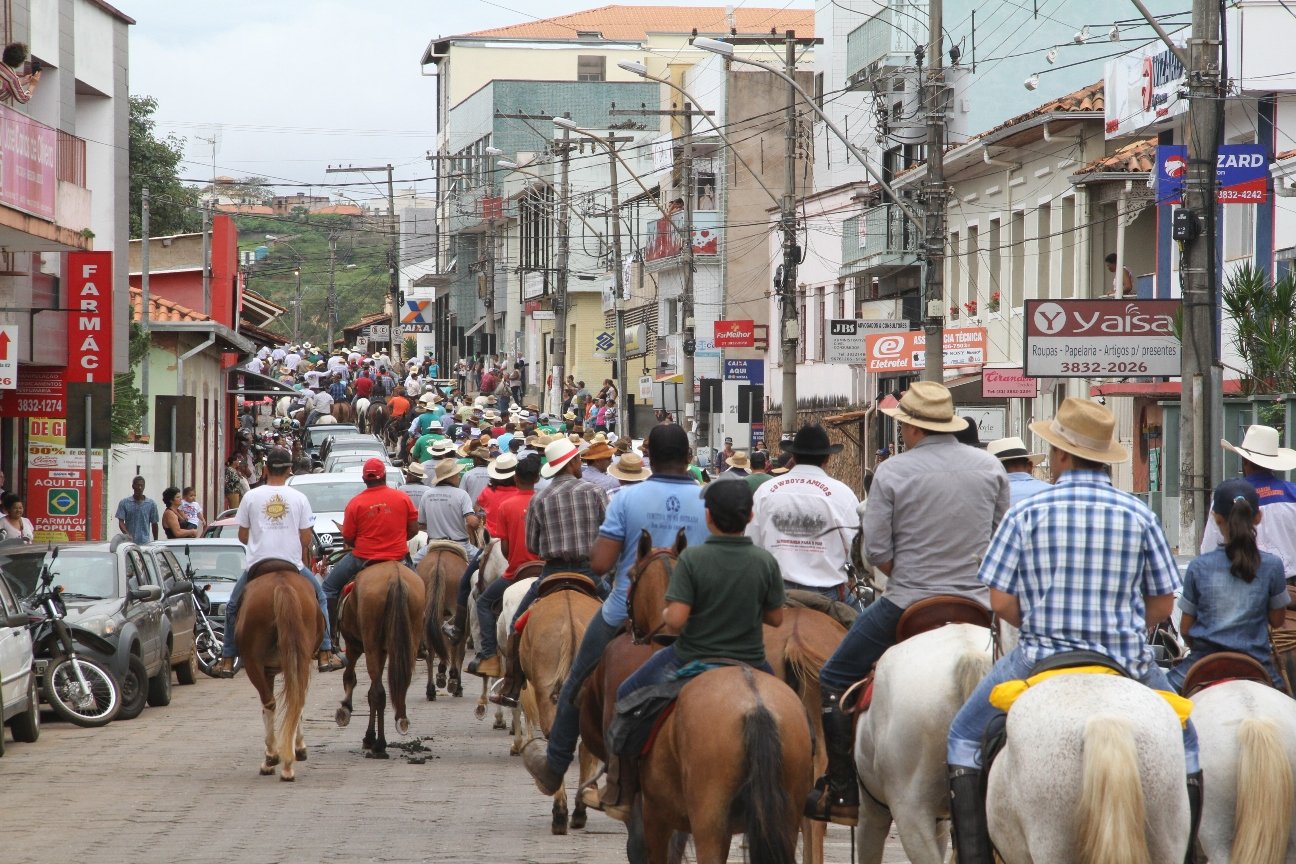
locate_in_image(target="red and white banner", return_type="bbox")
[0,103,56,220]
[864,328,987,373]
[66,251,112,384]
[713,319,754,348]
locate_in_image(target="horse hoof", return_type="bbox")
[259,764,275,776]
[336,706,351,727]
[474,704,486,720]
[280,771,295,782]
[396,718,409,735]
[451,683,463,698]
[436,672,447,688]
[493,717,507,731]
[264,754,280,767]
[365,750,390,760]
[295,748,308,761]
[571,811,587,831]
[426,688,437,702]
[551,819,568,836]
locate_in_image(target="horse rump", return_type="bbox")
[733,698,797,864]
[271,580,314,772]
[382,572,415,703]
[1232,716,1294,864]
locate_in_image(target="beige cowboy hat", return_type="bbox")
[429,459,466,486]
[541,438,581,478]
[591,431,610,445]
[428,439,457,459]
[726,451,752,470]
[488,453,519,480]
[608,452,651,482]
[987,436,1046,465]
[1030,397,1128,464]
[404,461,426,479]
[880,381,968,433]
[582,442,616,462]
[460,441,491,461]
[1221,424,1296,472]
[563,411,577,421]
[418,392,438,406]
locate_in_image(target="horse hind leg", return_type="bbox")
[570,742,598,830]
[259,699,278,775]
[336,650,359,727]
[364,657,388,757]
[294,725,307,763]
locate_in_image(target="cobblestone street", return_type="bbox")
[0,662,910,864]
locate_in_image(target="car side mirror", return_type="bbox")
[129,584,163,603]
[168,578,194,597]
[5,612,28,628]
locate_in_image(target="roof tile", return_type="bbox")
[1073,138,1157,176]
[129,286,208,323]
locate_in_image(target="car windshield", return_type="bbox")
[294,481,364,513]
[173,546,246,581]
[306,426,357,447]
[1,551,117,599]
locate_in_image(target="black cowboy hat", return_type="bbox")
[953,416,985,448]
[784,424,843,457]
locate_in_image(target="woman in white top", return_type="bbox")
[0,493,34,543]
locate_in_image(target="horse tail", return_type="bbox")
[953,649,992,704]
[273,579,312,765]
[546,595,577,696]
[1231,716,1294,864]
[384,568,414,704]
[738,679,798,864]
[423,557,450,660]
[1077,715,1150,864]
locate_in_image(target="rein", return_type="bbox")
[626,549,677,646]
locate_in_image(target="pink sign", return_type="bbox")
[0,103,57,221]
[983,367,1039,399]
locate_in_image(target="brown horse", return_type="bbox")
[416,542,470,700]
[335,562,425,757]
[520,583,604,835]
[363,401,388,441]
[235,561,324,781]
[331,400,356,424]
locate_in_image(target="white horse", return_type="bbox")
[468,539,508,726]
[354,397,371,431]
[987,674,1190,864]
[854,623,993,864]
[498,576,537,755]
[275,395,293,418]
[1192,680,1296,864]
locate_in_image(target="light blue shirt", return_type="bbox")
[596,474,710,626]
[1006,470,1053,504]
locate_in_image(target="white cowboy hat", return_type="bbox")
[1030,398,1127,464]
[540,438,581,478]
[404,461,426,478]
[428,439,457,459]
[880,381,968,433]
[987,436,1046,465]
[488,453,519,480]
[1221,425,1296,472]
[429,459,466,486]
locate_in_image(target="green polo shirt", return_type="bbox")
[411,432,448,462]
[746,472,776,493]
[666,534,784,664]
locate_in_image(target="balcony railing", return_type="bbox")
[846,0,927,87]
[57,130,86,188]
[841,204,919,277]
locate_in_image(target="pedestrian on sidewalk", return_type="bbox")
[115,476,159,545]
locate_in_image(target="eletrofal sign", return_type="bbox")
[1023,299,1180,377]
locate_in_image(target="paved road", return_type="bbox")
[1,662,909,864]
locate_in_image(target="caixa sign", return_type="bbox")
[66,252,113,384]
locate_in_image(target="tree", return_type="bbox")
[1222,262,1296,394]
[129,95,202,238]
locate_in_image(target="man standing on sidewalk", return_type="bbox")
[115,476,160,544]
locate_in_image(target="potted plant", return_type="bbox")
[948,303,960,320]
[963,299,978,318]
[988,291,1000,314]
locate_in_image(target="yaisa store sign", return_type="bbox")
[67,252,113,384]
[1023,299,1180,378]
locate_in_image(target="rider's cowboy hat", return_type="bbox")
[488,453,518,480]
[783,424,843,458]
[987,436,1046,465]
[880,382,968,433]
[429,459,466,486]
[404,461,426,478]
[540,438,582,478]
[608,452,651,483]
[582,442,616,462]
[428,439,457,459]
[1030,398,1127,464]
[1221,424,1296,472]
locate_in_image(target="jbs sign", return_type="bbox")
[66,252,113,384]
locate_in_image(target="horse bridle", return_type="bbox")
[625,549,678,646]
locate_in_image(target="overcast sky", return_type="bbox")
[127,0,812,203]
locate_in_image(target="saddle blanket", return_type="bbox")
[607,661,730,758]
[989,665,1193,727]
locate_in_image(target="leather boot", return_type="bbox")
[442,604,467,643]
[599,752,635,822]
[803,691,859,825]
[948,766,993,864]
[490,633,524,707]
[326,597,340,649]
[1185,771,1203,864]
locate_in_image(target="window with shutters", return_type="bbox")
[577,55,606,82]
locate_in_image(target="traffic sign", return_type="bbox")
[0,324,16,389]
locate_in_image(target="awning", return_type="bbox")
[463,317,488,338]
[227,368,300,398]
[654,373,683,383]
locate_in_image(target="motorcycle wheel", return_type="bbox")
[195,624,242,678]
[117,655,148,721]
[43,656,120,727]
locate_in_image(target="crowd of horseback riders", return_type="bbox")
[215,338,1296,862]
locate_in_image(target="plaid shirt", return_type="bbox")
[328,380,348,401]
[525,473,607,563]
[980,470,1180,677]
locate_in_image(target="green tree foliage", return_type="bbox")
[1222,262,1296,394]
[129,95,201,238]
[110,319,150,443]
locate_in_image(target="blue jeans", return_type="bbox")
[1166,648,1285,692]
[616,645,772,701]
[475,576,513,658]
[221,565,333,657]
[456,552,483,609]
[786,579,865,613]
[545,612,622,775]
[509,563,604,629]
[947,646,1200,773]
[818,596,905,693]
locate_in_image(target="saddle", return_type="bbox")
[248,558,301,580]
[424,540,468,562]
[536,571,601,601]
[1179,651,1272,696]
[514,560,544,582]
[785,589,858,629]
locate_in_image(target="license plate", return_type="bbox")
[33,658,48,676]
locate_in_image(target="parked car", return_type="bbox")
[0,568,39,751]
[323,448,391,474]
[0,540,190,721]
[302,424,359,461]
[285,474,366,558]
[140,546,198,685]
[203,515,239,540]
[153,539,246,625]
[318,434,386,466]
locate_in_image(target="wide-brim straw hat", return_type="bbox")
[608,452,651,482]
[1030,397,1128,464]
[488,453,519,480]
[541,439,581,478]
[880,381,968,433]
[430,459,466,485]
[404,461,426,478]
[428,439,457,459]
[726,451,752,470]
[582,442,616,462]
[1221,424,1296,472]
[987,436,1045,465]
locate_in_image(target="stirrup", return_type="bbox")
[803,774,859,826]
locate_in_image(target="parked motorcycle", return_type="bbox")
[26,550,121,727]
[192,579,241,678]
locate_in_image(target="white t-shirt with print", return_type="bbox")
[236,484,313,569]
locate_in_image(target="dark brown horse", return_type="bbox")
[335,562,425,758]
[236,561,324,781]
[363,401,388,441]
[416,542,470,700]
[331,400,356,424]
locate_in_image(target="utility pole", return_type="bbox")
[921,0,948,382]
[140,186,150,437]
[326,164,401,363]
[1178,0,1223,549]
[780,29,800,435]
[484,218,496,342]
[553,125,573,415]
[608,146,628,441]
[327,234,338,351]
[201,201,211,317]
[293,266,303,344]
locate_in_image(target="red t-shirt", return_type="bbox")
[494,488,537,579]
[353,376,374,398]
[341,484,417,560]
[476,484,519,537]
[488,424,507,439]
